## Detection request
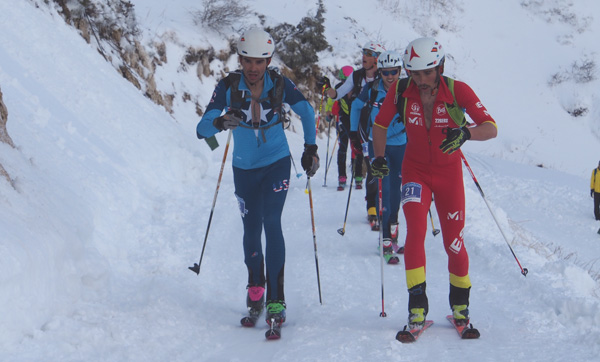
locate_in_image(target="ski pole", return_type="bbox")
[378,177,387,317]
[460,152,528,277]
[322,115,334,187]
[325,132,338,177]
[428,208,440,236]
[337,158,356,236]
[189,130,232,275]
[290,153,302,178]
[306,177,323,304]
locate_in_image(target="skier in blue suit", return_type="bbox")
[196,28,319,328]
[350,50,407,262]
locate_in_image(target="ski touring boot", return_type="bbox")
[408,307,427,329]
[390,222,404,254]
[407,282,428,329]
[449,284,471,325]
[396,307,433,343]
[381,238,400,264]
[446,284,479,338]
[367,207,379,231]
[448,305,480,339]
[240,285,265,327]
[396,283,431,343]
[337,176,347,191]
[265,300,286,340]
[354,176,363,190]
[451,304,470,326]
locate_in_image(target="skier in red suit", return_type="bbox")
[371,37,497,329]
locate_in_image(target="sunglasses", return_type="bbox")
[362,49,380,57]
[381,69,399,76]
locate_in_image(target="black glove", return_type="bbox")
[440,126,471,154]
[349,131,363,154]
[371,157,389,178]
[593,189,595,198]
[301,144,320,177]
[213,109,243,131]
[316,76,331,91]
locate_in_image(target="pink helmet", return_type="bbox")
[338,65,353,80]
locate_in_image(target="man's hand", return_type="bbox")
[349,131,363,154]
[301,144,320,177]
[440,126,471,154]
[371,157,389,178]
[592,189,595,198]
[213,109,243,131]
[317,76,331,91]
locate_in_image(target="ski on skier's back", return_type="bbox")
[395,320,434,343]
[446,315,480,339]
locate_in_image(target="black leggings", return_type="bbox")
[337,113,363,178]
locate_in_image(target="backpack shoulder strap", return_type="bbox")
[443,76,467,127]
[369,79,380,105]
[267,68,285,115]
[352,68,367,97]
[224,71,244,111]
[394,77,411,125]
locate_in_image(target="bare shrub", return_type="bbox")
[549,57,596,86]
[571,59,596,83]
[192,0,249,33]
[521,0,591,33]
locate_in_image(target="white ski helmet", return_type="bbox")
[403,37,445,71]
[237,28,275,58]
[377,50,403,69]
[362,41,386,56]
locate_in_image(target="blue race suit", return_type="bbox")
[197,70,316,301]
[350,80,407,239]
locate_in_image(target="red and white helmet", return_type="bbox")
[237,28,275,58]
[377,50,403,69]
[362,41,386,56]
[403,37,445,71]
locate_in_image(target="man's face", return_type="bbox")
[240,56,268,84]
[380,67,401,87]
[409,68,439,92]
[362,49,379,70]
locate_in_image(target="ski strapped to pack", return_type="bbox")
[394,76,467,127]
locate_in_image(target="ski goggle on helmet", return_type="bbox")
[362,41,386,58]
[338,65,353,80]
[403,37,445,71]
[237,28,275,58]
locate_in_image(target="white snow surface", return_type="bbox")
[1,0,599,361]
